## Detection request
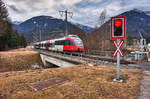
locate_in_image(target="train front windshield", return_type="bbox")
[72,38,83,47]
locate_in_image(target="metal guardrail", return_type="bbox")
[85,50,114,57]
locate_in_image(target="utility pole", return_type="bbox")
[32,31,39,43]
[139,32,146,52]
[33,21,42,42]
[39,29,41,41]
[59,10,73,36]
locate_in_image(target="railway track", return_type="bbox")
[33,49,135,66]
[66,51,135,65]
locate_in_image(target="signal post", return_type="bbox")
[111,16,126,82]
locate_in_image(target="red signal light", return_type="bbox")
[111,16,126,39]
[114,19,122,27]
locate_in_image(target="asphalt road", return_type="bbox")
[138,62,150,99]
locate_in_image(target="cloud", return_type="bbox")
[8,5,20,13]
[8,5,27,14]
[3,0,150,27]
[75,0,111,8]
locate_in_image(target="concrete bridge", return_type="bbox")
[39,50,84,68]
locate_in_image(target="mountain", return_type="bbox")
[13,16,86,42]
[13,16,67,33]
[12,21,22,25]
[73,23,93,33]
[120,9,150,37]
[145,11,150,16]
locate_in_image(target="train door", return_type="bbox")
[55,40,64,52]
[46,40,50,50]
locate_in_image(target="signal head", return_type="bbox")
[111,16,126,39]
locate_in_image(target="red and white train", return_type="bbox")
[34,35,84,52]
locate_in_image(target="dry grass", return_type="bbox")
[0,50,43,72]
[0,64,142,99]
[10,46,32,52]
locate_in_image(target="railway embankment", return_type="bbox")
[0,47,43,72]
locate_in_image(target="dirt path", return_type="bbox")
[138,63,150,99]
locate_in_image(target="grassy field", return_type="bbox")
[0,48,43,72]
[0,47,142,99]
[0,64,142,99]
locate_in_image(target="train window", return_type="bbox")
[70,40,74,46]
[48,43,52,47]
[55,40,65,45]
[59,41,62,45]
[61,40,64,45]
[55,41,58,45]
[60,40,64,45]
[65,40,69,45]
[65,40,74,46]
[45,44,47,47]
[72,38,83,47]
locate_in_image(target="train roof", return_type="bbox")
[51,35,80,41]
[34,35,80,43]
[67,35,78,37]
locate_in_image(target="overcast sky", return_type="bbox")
[3,0,150,27]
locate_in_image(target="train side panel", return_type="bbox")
[34,35,84,52]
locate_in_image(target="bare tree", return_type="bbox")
[99,9,107,28]
[98,9,107,51]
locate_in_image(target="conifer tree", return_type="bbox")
[0,0,9,37]
[0,0,27,50]
[20,34,27,47]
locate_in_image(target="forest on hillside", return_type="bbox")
[0,0,27,51]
